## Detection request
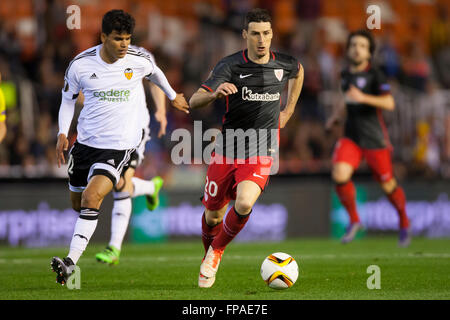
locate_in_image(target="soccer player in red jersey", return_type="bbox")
[326,30,411,247]
[189,8,304,288]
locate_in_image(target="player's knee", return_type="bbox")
[205,215,222,226]
[381,178,397,194]
[115,178,125,192]
[81,189,103,208]
[234,200,253,215]
[332,165,352,184]
[205,210,224,226]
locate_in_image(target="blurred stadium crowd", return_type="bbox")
[0,0,449,183]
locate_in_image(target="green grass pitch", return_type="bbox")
[0,237,449,300]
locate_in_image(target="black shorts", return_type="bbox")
[67,142,134,192]
[123,127,151,172]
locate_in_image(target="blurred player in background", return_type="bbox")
[189,8,303,288]
[0,73,6,143]
[52,9,189,285]
[95,45,166,266]
[326,30,411,247]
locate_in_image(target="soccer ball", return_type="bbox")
[260,252,299,289]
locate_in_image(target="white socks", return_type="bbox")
[132,177,155,197]
[68,208,99,264]
[108,192,132,251]
[68,178,155,263]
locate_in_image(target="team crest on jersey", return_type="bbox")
[356,77,366,88]
[274,69,283,81]
[124,68,133,80]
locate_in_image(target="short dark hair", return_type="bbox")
[346,29,376,55]
[244,8,272,30]
[102,9,135,35]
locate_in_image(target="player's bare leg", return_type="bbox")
[332,162,364,243]
[198,204,228,288]
[73,175,113,260]
[202,204,228,253]
[70,191,82,213]
[97,166,164,265]
[96,169,134,265]
[132,175,164,211]
[199,181,261,288]
[51,191,81,285]
[380,177,411,247]
[52,175,113,284]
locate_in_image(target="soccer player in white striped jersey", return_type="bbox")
[95,45,168,265]
[51,9,189,285]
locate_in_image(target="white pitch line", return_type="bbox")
[1,253,449,264]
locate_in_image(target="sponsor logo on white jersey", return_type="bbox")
[92,89,130,102]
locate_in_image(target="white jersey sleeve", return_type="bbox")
[62,59,81,100]
[129,45,176,100]
[58,54,85,136]
[57,96,76,137]
[145,66,177,101]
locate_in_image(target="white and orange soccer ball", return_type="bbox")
[260,252,299,290]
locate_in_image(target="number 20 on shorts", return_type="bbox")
[205,176,218,198]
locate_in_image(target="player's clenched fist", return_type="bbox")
[214,82,238,99]
[171,93,190,114]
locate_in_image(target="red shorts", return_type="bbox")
[201,153,273,211]
[332,138,394,182]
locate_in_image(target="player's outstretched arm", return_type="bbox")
[149,83,167,137]
[170,93,190,114]
[345,85,395,111]
[189,82,238,109]
[146,66,189,114]
[280,64,304,128]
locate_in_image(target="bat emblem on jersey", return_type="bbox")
[124,68,133,80]
[356,77,366,88]
[274,69,283,81]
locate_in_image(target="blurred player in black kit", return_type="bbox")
[326,30,411,247]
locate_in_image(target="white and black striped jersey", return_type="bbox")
[62,44,156,150]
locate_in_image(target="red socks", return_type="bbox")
[211,207,250,251]
[387,186,410,229]
[335,181,360,224]
[336,180,410,229]
[201,213,222,253]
